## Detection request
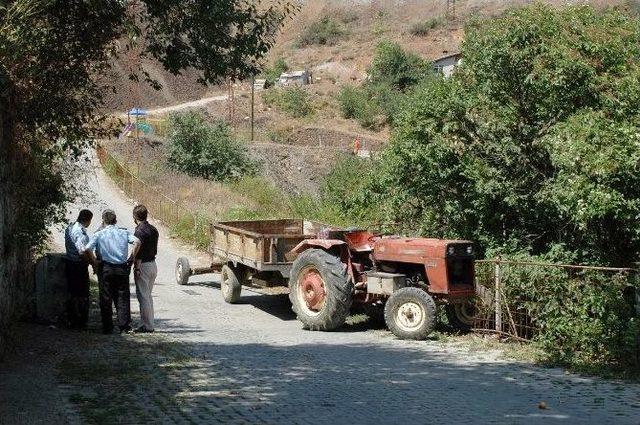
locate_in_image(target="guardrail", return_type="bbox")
[96,144,209,248]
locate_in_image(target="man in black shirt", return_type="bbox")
[132,204,159,333]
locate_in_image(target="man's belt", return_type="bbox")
[102,261,129,268]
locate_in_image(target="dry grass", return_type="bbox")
[106,140,253,220]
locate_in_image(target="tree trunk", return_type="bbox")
[0,80,23,356]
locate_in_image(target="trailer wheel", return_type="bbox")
[221,264,243,304]
[289,249,353,331]
[384,287,436,340]
[176,257,191,286]
[446,300,477,333]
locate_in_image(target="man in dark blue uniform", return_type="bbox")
[64,209,93,329]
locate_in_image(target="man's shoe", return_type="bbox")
[119,326,133,334]
[134,326,154,334]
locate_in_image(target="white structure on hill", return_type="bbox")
[277,70,312,86]
[433,52,462,78]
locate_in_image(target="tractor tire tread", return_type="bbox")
[289,249,353,331]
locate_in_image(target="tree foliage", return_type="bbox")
[330,5,640,370]
[167,112,256,181]
[0,0,293,247]
[354,5,640,267]
[368,40,430,90]
[338,40,432,129]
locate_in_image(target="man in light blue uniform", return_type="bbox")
[64,209,93,329]
[84,209,141,334]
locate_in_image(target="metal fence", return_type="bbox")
[95,144,209,247]
[473,258,639,341]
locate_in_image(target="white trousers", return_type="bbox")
[135,261,157,331]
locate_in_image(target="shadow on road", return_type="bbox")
[44,317,634,425]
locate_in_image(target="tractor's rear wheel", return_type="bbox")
[384,287,436,340]
[176,257,191,286]
[446,299,477,332]
[289,249,353,331]
[221,264,244,304]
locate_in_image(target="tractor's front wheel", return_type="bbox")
[289,249,353,331]
[446,299,477,332]
[384,287,436,340]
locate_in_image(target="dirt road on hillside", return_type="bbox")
[120,94,228,117]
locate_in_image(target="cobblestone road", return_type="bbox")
[46,161,640,425]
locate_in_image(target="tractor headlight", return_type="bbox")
[447,246,455,255]
[466,246,473,255]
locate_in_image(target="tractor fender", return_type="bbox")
[290,239,346,255]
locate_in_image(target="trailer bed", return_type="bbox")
[210,219,326,275]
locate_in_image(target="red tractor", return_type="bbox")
[176,220,476,340]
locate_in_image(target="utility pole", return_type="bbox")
[250,76,255,141]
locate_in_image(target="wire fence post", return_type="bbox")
[494,258,502,332]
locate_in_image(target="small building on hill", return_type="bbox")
[277,70,312,86]
[433,52,462,78]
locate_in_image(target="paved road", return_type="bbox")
[53,159,640,425]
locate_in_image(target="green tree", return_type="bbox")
[338,41,433,129]
[0,0,293,351]
[368,40,430,91]
[331,4,640,371]
[363,5,640,266]
[167,112,256,181]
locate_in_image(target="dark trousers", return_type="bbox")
[65,260,89,328]
[99,263,132,333]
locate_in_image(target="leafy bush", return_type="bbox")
[262,57,288,87]
[298,16,346,47]
[337,85,385,130]
[409,17,444,36]
[167,112,256,181]
[482,250,640,372]
[337,41,432,130]
[368,40,430,90]
[262,87,314,118]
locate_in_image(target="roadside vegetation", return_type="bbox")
[331,4,640,374]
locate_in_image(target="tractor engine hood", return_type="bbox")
[373,237,473,263]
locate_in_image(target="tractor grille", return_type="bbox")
[447,258,474,286]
